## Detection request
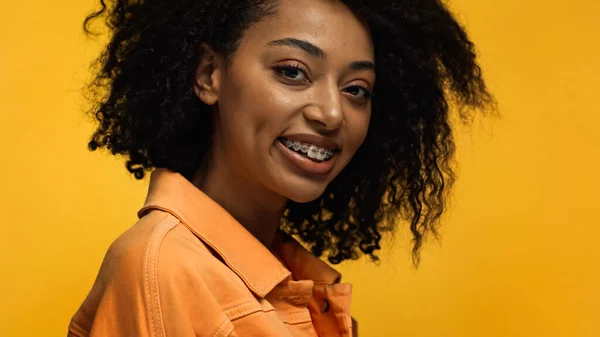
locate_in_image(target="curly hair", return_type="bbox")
[83,0,493,266]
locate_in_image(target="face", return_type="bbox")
[197,0,374,203]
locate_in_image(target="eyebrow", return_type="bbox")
[267,38,325,58]
[266,37,375,72]
[348,60,375,72]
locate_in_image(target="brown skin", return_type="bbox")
[192,0,375,248]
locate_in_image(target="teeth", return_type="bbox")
[316,149,325,161]
[281,138,335,161]
[308,146,318,159]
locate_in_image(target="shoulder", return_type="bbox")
[108,208,254,303]
[86,209,244,336]
[103,209,230,288]
[101,209,180,277]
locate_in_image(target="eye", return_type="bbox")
[344,84,373,100]
[272,63,309,83]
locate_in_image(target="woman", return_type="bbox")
[68,0,492,336]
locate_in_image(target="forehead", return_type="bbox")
[239,0,374,62]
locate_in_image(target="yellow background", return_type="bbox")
[1,0,599,336]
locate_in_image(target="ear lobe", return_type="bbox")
[194,43,222,106]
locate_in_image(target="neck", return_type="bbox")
[191,153,287,249]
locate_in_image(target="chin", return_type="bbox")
[281,181,328,204]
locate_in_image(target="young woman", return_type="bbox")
[68,0,492,336]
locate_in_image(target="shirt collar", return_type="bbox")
[137,168,342,297]
[273,231,342,285]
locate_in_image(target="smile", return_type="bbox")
[277,137,336,163]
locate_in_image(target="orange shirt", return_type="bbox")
[68,169,356,337]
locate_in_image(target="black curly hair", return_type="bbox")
[83,0,493,266]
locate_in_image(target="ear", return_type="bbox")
[194,43,223,106]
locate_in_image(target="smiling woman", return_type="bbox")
[69,0,492,336]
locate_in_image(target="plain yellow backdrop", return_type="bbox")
[1,0,599,336]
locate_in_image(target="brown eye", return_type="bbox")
[272,62,310,83]
[279,66,304,79]
[344,85,373,99]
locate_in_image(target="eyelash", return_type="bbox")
[273,64,308,82]
[345,84,373,99]
[272,64,373,100]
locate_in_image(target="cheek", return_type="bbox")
[245,89,298,144]
[218,77,267,134]
[345,110,371,154]
[217,74,297,151]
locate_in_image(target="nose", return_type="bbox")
[302,85,344,131]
